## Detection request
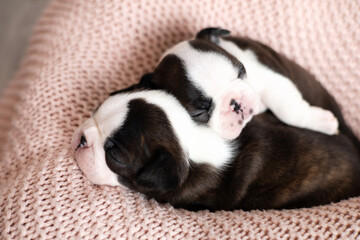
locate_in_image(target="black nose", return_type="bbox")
[76,135,87,150]
[230,99,242,113]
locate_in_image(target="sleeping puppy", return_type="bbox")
[72,89,360,211]
[72,28,360,211]
[72,95,360,211]
[121,28,342,140]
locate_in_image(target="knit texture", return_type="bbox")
[1,0,360,239]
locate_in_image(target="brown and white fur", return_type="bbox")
[140,28,339,139]
[72,28,360,211]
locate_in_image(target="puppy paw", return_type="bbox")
[308,107,339,135]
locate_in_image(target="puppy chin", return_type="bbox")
[72,118,120,186]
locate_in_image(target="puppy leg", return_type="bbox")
[260,75,339,135]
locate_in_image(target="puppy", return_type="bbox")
[120,28,340,140]
[72,89,360,211]
[72,29,360,211]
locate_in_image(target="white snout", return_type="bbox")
[72,118,120,186]
[209,79,262,140]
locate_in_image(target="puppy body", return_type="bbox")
[165,113,360,211]
[73,29,360,211]
[145,29,340,140]
[73,89,360,211]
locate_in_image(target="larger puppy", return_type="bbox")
[72,29,360,211]
[73,89,360,211]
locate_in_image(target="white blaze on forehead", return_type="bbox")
[162,41,240,98]
[94,90,234,168]
[93,95,130,145]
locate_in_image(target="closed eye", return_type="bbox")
[191,108,209,117]
[188,98,213,123]
[104,139,129,165]
[191,110,209,123]
[237,63,246,79]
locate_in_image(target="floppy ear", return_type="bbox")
[196,27,231,44]
[109,73,156,96]
[109,83,141,96]
[136,147,187,191]
[139,73,156,89]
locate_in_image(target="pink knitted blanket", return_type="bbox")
[1,0,360,239]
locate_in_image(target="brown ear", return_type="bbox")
[109,83,141,96]
[109,73,156,96]
[195,27,231,44]
[136,147,187,191]
[139,73,156,89]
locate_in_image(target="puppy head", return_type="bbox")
[72,90,233,193]
[128,34,260,139]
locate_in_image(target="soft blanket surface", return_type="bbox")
[1,0,360,239]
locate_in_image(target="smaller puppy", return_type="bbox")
[119,28,339,140]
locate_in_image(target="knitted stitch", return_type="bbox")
[1,0,360,239]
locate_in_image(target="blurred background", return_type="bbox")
[0,0,50,96]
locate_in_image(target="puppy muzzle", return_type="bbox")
[209,79,261,140]
[72,118,120,186]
